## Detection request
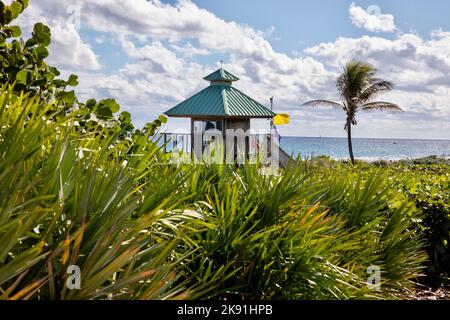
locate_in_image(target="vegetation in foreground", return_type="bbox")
[0,89,426,299]
[332,158,450,285]
[0,86,434,299]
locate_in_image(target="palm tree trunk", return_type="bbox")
[346,118,355,165]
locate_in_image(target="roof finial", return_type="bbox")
[220,60,223,68]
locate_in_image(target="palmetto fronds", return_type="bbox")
[359,81,394,102]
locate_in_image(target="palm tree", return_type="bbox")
[302,61,402,164]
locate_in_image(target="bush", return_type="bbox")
[0,88,199,299]
[332,161,450,284]
[169,163,426,299]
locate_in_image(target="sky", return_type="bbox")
[14,0,450,139]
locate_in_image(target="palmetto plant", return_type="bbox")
[172,162,426,299]
[302,61,402,164]
[0,87,204,300]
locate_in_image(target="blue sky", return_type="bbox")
[17,0,450,139]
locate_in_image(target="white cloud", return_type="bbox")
[305,33,450,94]
[48,23,101,71]
[171,42,210,58]
[16,1,101,71]
[123,41,183,74]
[349,3,397,33]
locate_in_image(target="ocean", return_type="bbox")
[280,137,450,161]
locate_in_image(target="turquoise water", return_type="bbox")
[280,137,450,161]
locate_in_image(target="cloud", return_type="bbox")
[304,31,450,136]
[171,42,210,58]
[305,33,450,94]
[16,1,101,71]
[349,3,397,33]
[47,23,102,71]
[123,41,183,74]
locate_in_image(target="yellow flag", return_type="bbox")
[273,114,290,125]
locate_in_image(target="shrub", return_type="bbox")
[0,88,195,299]
[170,163,426,299]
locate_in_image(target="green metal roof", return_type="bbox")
[165,68,274,118]
[203,68,239,82]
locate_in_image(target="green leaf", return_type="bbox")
[2,8,13,25]
[18,0,29,9]
[158,114,168,124]
[25,37,38,47]
[119,111,132,124]
[66,74,79,87]
[34,46,49,60]
[48,66,60,76]
[97,106,114,118]
[56,90,76,104]
[32,77,48,88]
[7,26,22,38]
[16,69,30,85]
[9,2,23,19]
[51,79,66,88]
[33,23,51,46]
[85,99,97,110]
[98,98,120,113]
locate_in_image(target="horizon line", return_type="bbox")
[280,136,450,142]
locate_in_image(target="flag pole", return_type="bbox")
[270,96,274,130]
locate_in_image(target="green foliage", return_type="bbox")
[0,88,187,299]
[164,162,427,299]
[0,0,160,139]
[0,87,429,299]
[0,1,74,99]
[330,160,450,284]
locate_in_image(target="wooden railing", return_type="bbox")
[157,132,293,167]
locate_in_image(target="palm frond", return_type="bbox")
[359,102,403,112]
[359,81,394,102]
[302,100,343,109]
[337,61,377,99]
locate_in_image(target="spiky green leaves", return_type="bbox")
[0,87,189,300]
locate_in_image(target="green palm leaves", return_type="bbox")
[303,61,402,164]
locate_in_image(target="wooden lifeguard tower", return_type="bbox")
[164,67,291,166]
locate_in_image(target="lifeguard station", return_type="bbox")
[163,67,291,167]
